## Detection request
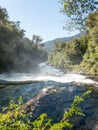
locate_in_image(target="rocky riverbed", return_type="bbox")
[0,63,98,130]
[21,82,97,130]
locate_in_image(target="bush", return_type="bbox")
[0,90,91,130]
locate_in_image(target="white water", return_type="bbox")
[0,62,97,84]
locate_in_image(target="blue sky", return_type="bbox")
[0,0,79,42]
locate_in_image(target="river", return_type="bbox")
[0,63,98,129]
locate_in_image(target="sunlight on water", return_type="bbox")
[0,63,97,84]
[34,74,95,84]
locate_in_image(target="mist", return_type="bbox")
[0,62,97,86]
[0,7,47,73]
[0,33,47,73]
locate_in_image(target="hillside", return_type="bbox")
[43,33,81,52]
[0,7,47,73]
[48,11,98,75]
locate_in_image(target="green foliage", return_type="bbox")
[0,6,47,72]
[86,11,98,29]
[50,90,91,130]
[0,96,30,130]
[48,11,98,74]
[50,122,73,130]
[0,90,91,130]
[60,0,98,30]
[63,90,91,121]
[80,11,98,74]
[0,6,8,23]
[32,113,52,130]
[32,34,43,45]
[48,35,88,69]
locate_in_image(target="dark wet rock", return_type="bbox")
[23,83,98,130]
[0,80,98,129]
[0,80,44,86]
[71,81,98,94]
[86,74,98,82]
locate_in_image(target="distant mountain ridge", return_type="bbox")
[43,33,81,52]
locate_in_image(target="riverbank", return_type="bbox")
[50,63,98,82]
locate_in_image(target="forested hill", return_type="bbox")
[48,11,98,75]
[43,33,81,52]
[0,7,47,73]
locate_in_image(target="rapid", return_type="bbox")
[0,63,98,129]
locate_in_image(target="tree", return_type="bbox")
[0,6,8,23]
[60,0,98,31]
[32,34,43,45]
[86,11,98,29]
[0,6,47,73]
[81,11,98,74]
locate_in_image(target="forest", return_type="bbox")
[0,0,98,130]
[48,5,98,75]
[0,6,47,73]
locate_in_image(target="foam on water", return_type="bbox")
[34,74,95,84]
[0,63,97,84]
